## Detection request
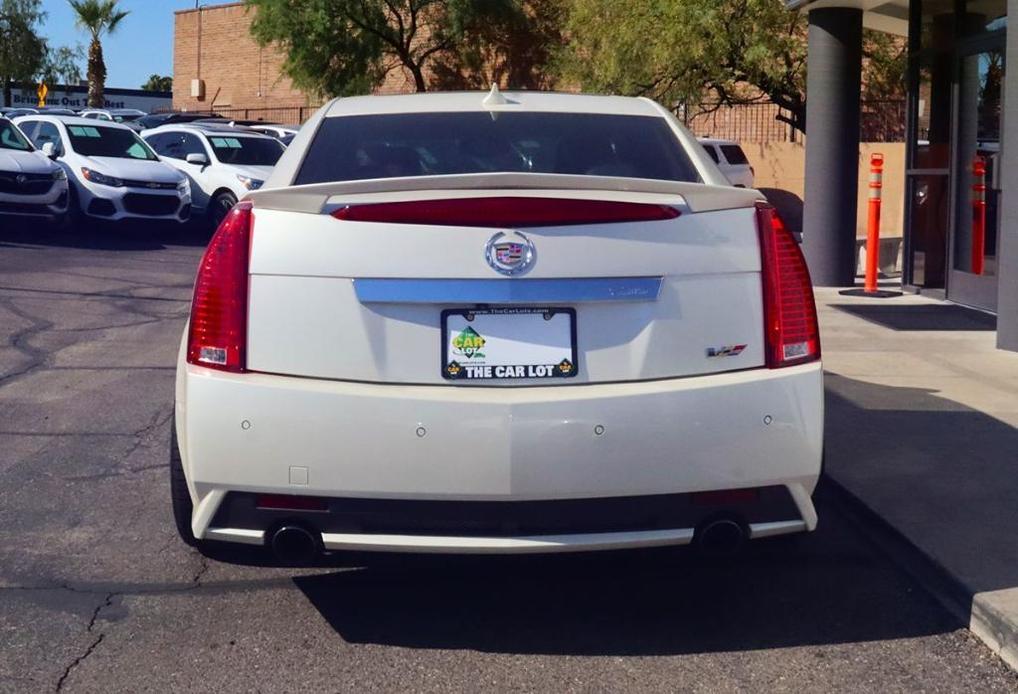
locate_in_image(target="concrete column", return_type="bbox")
[998,0,1018,351]
[802,8,863,287]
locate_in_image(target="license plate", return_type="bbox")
[441,307,577,381]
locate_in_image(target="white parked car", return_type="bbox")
[14,116,191,225]
[698,138,755,188]
[142,123,285,226]
[172,90,822,563]
[79,108,147,132]
[0,118,69,224]
[247,124,299,140]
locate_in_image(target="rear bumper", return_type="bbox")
[208,521,809,555]
[177,360,824,552]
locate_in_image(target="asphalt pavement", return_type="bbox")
[1,222,1016,693]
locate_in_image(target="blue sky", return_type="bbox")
[39,0,201,89]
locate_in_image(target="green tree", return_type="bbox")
[558,0,906,135]
[430,0,565,90]
[245,0,526,97]
[39,44,83,88]
[0,0,46,107]
[68,0,129,107]
[141,74,173,92]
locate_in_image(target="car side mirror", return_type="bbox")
[41,142,58,159]
[185,153,208,167]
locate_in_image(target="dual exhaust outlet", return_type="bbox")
[267,516,749,562]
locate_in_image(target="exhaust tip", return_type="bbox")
[270,524,320,564]
[694,517,747,557]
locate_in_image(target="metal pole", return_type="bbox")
[801,7,863,286]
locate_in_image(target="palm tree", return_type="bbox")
[68,0,129,108]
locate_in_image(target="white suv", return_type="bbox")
[0,118,69,224]
[172,91,822,563]
[15,116,190,226]
[142,124,285,226]
[698,138,755,188]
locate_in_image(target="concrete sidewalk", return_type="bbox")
[817,287,1018,668]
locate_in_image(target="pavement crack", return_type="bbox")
[87,593,116,633]
[0,296,54,388]
[55,592,116,692]
[192,555,210,586]
[55,634,104,692]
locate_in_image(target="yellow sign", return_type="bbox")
[37,83,48,107]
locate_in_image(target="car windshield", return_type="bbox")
[66,124,157,160]
[296,112,701,185]
[115,113,143,123]
[208,135,284,166]
[0,120,32,151]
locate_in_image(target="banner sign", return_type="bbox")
[2,85,171,112]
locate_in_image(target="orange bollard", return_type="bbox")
[971,157,986,275]
[864,153,884,293]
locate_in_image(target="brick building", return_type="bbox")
[172,2,420,120]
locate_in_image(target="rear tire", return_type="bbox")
[170,415,200,547]
[209,191,237,229]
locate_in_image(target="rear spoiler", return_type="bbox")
[247,172,764,216]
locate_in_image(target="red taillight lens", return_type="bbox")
[756,201,820,368]
[186,201,253,372]
[331,197,679,227]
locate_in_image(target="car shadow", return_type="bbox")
[281,482,960,656]
[830,303,997,331]
[824,372,1018,597]
[0,218,214,251]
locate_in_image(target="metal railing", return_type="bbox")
[210,105,322,125]
[205,99,907,142]
[679,99,906,143]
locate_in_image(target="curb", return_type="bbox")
[819,475,1018,670]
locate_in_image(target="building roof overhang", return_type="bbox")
[786,0,909,36]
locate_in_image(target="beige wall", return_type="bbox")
[173,2,432,113]
[744,141,906,238]
[173,3,311,112]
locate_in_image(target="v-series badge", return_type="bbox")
[706,344,747,358]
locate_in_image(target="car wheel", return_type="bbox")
[170,414,200,547]
[209,191,237,229]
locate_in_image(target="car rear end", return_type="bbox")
[719,141,755,188]
[174,94,822,560]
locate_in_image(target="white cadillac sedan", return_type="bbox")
[173,90,823,563]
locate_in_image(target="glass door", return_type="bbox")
[948,38,1004,311]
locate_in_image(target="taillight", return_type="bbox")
[331,197,679,227]
[186,201,253,372]
[756,202,820,368]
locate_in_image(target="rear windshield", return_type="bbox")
[720,144,749,165]
[296,112,701,185]
[66,125,157,160]
[209,136,284,166]
[0,120,32,151]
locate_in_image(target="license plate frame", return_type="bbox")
[441,307,578,381]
